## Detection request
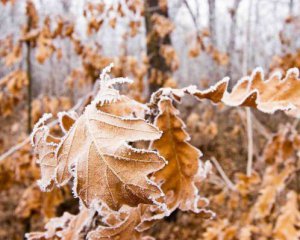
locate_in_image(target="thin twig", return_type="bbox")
[211,157,236,191]
[183,0,199,33]
[236,108,271,139]
[0,138,30,163]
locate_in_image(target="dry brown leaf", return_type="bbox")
[4,42,22,66]
[109,17,117,29]
[1,0,15,5]
[0,70,28,117]
[189,42,201,58]
[15,184,41,219]
[58,111,77,133]
[129,20,141,37]
[159,45,179,71]
[56,103,165,210]
[35,35,55,64]
[158,0,167,12]
[0,70,28,95]
[152,97,207,212]
[87,17,104,35]
[185,68,300,117]
[202,219,232,240]
[15,183,65,220]
[97,95,146,118]
[235,172,260,196]
[31,96,72,124]
[26,212,73,240]
[60,208,92,240]
[273,191,300,240]
[263,124,296,164]
[253,165,294,219]
[31,114,60,191]
[88,207,143,240]
[151,14,174,39]
[54,75,165,211]
[26,208,91,240]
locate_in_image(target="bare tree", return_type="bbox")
[226,0,242,85]
[144,0,172,95]
[208,0,216,46]
[243,0,253,74]
[289,0,294,16]
[252,0,260,67]
[25,1,35,133]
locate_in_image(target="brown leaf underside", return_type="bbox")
[153,98,201,211]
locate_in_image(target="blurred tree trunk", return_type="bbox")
[207,0,218,82]
[289,0,294,16]
[252,1,260,66]
[144,0,171,95]
[243,0,253,75]
[226,0,241,86]
[208,0,216,46]
[26,13,32,134]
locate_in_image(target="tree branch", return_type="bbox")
[211,157,236,191]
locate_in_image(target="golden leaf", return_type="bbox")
[273,191,300,240]
[253,165,293,219]
[15,183,65,219]
[88,207,143,240]
[188,43,201,58]
[55,73,165,211]
[159,45,179,71]
[60,208,92,240]
[152,97,204,212]
[185,68,300,117]
[58,111,77,133]
[31,114,60,191]
[151,14,174,39]
[97,95,146,118]
[26,208,91,240]
[4,43,22,67]
[56,104,165,210]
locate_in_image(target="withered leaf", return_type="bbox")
[16,183,65,220]
[88,207,143,240]
[185,68,300,117]
[97,95,146,118]
[31,114,60,191]
[152,97,204,212]
[26,207,91,240]
[58,111,77,133]
[273,191,300,240]
[60,207,92,240]
[253,165,294,219]
[56,103,165,211]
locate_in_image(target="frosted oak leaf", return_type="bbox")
[273,191,300,239]
[185,68,300,117]
[31,113,60,191]
[152,97,208,212]
[26,207,92,240]
[88,207,144,240]
[55,74,165,210]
